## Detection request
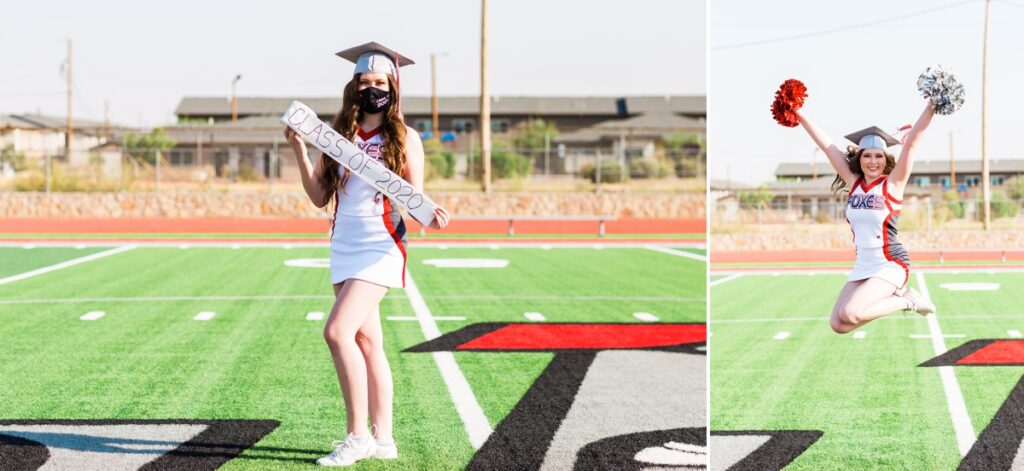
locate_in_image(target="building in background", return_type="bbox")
[166,95,706,180]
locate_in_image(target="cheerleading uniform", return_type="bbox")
[845,176,909,288]
[329,126,407,288]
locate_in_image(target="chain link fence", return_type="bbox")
[1,144,704,193]
[715,196,1024,230]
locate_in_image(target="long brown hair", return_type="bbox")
[831,145,896,197]
[318,74,408,207]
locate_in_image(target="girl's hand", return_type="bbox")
[428,206,450,230]
[284,127,306,154]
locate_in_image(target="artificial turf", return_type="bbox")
[0,244,704,470]
[710,271,1024,470]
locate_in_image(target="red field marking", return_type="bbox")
[957,340,1024,365]
[0,218,703,236]
[455,324,707,350]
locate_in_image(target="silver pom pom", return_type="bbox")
[917,65,965,115]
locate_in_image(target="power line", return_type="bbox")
[713,0,978,51]
[995,0,1024,8]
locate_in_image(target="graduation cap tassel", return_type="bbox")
[393,49,402,119]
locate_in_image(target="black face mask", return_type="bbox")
[357,87,392,114]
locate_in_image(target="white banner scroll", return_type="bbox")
[280,101,437,225]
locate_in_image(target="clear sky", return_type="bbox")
[711,0,1024,185]
[2,0,705,128]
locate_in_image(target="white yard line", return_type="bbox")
[711,316,827,324]
[633,312,659,322]
[853,331,866,340]
[386,316,465,322]
[1009,330,1022,338]
[918,271,976,458]
[306,311,324,321]
[0,245,136,286]
[0,293,700,306]
[773,331,790,340]
[644,244,707,261]
[710,274,743,287]
[910,334,966,339]
[405,272,492,450]
[79,311,105,321]
[713,266,1024,276]
[193,311,216,321]
[0,294,342,305]
[523,312,546,321]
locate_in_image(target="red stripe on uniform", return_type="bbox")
[357,126,383,141]
[861,175,886,192]
[846,178,861,244]
[329,193,339,238]
[881,180,909,287]
[381,198,407,288]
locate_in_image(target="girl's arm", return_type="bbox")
[285,127,329,208]
[888,101,935,190]
[796,110,856,185]
[402,127,449,229]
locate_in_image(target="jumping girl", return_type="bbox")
[796,102,937,334]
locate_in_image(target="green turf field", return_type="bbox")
[710,270,1024,470]
[0,243,705,470]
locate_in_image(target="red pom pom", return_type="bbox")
[771,79,807,127]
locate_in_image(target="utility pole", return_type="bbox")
[981,0,992,229]
[231,74,242,122]
[104,100,111,141]
[431,53,440,138]
[480,0,492,193]
[65,39,73,161]
[949,131,956,190]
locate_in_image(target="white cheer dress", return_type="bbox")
[845,176,909,288]
[329,126,407,288]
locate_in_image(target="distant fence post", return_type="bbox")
[925,197,933,237]
[155,150,161,192]
[45,152,52,194]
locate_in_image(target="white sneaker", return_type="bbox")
[317,433,377,467]
[374,439,398,459]
[903,287,935,316]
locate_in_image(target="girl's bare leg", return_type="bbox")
[323,279,389,435]
[355,305,394,442]
[831,277,910,334]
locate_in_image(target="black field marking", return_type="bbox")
[403,323,507,352]
[574,427,705,470]
[919,339,1010,367]
[466,352,597,470]
[958,375,1024,470]
[921,339,1024,470]
[0,434,50,470]
[0,419,279,470]
[711,430,823,471]
[408,322,707,470]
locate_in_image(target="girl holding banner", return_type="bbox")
[285,42,449,466]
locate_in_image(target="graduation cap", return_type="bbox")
[335,42,414,76]
[844,126,900,150]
